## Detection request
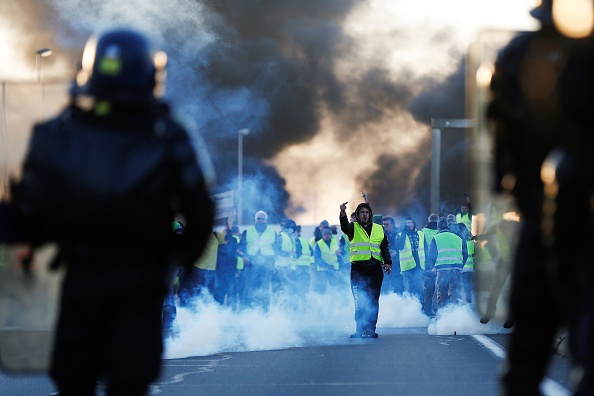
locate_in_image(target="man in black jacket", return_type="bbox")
[11,28,214,396]
[381,216,403,295]
[340,202,391,338]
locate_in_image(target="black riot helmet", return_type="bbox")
[73,28,167,104]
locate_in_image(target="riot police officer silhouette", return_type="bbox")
[488,1,594,394]
[11,28,214,395]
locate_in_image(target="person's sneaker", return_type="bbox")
[480,315,491,324]
[350,331,362,338]
[361,329,379,338]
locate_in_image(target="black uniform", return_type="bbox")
[488,21,594,395]
[12,102,214,395]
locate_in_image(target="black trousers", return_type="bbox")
[50,262,168,396]
[350,262,384,332]
[502,221,594,395]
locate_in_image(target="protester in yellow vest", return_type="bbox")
[422,214,439,244]
[178,231,219,306]
[309,220,329,250]
[420,214,439,316]
[314,228,340,293]
[394,217,427,303]
[273,219,300,304]
[476,215,519,328]
[294,225,313,310]
[461,224,475,304]
[237,210,277,311]
[456,211,472,236]
[339,201,392,339]
[426,219,468,309]
[213,225,240,308]
[381,216,404,295]
[455,195,473,236]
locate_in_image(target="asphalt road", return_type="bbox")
[0,328,573,396]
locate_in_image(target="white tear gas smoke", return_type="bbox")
[427,304,510,336]
[163,284,506,358]
[237,168,290,224]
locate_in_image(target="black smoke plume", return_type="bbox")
[362,57,467,226]
[5,0,468,225]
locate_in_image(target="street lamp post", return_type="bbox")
[0,81,7,199]
[237,128,250,226]
[35,48,52,120]
[35,48,53,84]
[430,118,475,214]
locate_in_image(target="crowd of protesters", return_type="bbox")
[164,192,515,338]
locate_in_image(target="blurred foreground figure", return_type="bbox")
[488,1,594,394]
[11,28,214,395]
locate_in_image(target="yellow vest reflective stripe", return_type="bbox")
[316,238,339,271]
[434,232,463,268]
[275,232,295,268]
[296,236,312,267]
[464,239,475,270]
[246,226,275,256]
[349,223,384,263]
[399,231,425,271]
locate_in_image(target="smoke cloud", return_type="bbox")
[1,0,477,226]
[162,287,508,358]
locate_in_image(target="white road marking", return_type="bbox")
[471,335,571,396]
[149,354,233,395]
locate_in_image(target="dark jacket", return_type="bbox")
[12,102,214,269]
[394,217,428,269]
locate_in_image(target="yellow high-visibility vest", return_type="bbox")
[349,222,384,263]
[421,227,438,244]
[464,238,475,271]
[275,231,296,268]
[316,238,339,271]
[245,226,275,256]
[399,231,425,271]
[434,232,463,269]
[296,236,313,267]
[456,213,472,234]
[194,233,218,270]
